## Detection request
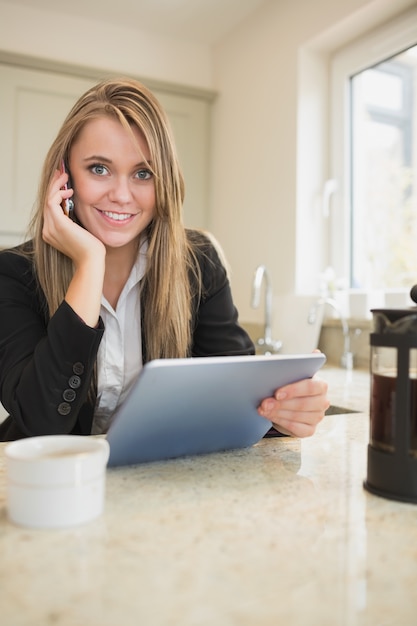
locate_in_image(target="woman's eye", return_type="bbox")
[136,168,152,180]
[90,164,108,176]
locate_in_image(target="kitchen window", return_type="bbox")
[330,8,417,310]
[350,45,417,291]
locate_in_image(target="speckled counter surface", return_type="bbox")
[1,368,416,626]
[322,364,371,413]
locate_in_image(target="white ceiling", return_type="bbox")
[4,0,270,45]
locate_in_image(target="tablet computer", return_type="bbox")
[106,352,326,467]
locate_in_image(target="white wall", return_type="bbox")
[0,1,212,88]
[1,0,417,328]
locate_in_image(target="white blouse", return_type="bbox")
[91,243,148,435]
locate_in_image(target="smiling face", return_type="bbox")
[68,116,156,251]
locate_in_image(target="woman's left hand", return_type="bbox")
[257,376,330,438]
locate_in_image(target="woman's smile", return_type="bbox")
[98,209,136,223]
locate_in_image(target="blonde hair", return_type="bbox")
[27,77,200,359]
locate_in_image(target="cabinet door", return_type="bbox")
[0,65,95,247]
[0,64,210,248]
[154,90,210,229]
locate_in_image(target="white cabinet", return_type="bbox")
[154,90,211,229]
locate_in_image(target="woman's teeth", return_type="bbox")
[102,210,133,221]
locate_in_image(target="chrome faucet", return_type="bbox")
[308,297,353,369]
[251,265,282,355]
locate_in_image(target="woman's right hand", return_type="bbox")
[42,168,106,328]
[42,169,105,264]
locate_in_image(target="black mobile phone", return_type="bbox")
[60,160,74,217]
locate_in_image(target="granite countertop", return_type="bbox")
[321,364,371,413]
[1,367,417,626]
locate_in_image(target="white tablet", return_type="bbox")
[106,352,326,467]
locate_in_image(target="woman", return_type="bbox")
[0,78,328,441]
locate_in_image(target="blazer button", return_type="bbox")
[68,375,81,389]
[73,362,85,375]
[57,402,71,416]
[63,388,76,402]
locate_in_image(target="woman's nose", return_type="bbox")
[108,176,134,204]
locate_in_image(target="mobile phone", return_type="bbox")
[60,160,74,217]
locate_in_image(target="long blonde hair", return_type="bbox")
[27,77,199,359]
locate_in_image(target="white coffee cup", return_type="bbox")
[5,435,110,529]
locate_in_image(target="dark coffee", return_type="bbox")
[371,372,417,455]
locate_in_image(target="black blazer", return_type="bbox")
[0,232,254,440]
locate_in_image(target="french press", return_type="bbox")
[365,288,417,502]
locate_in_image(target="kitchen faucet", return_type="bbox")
[251,265,282,355]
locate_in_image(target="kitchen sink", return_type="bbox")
[325,405,359,415]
